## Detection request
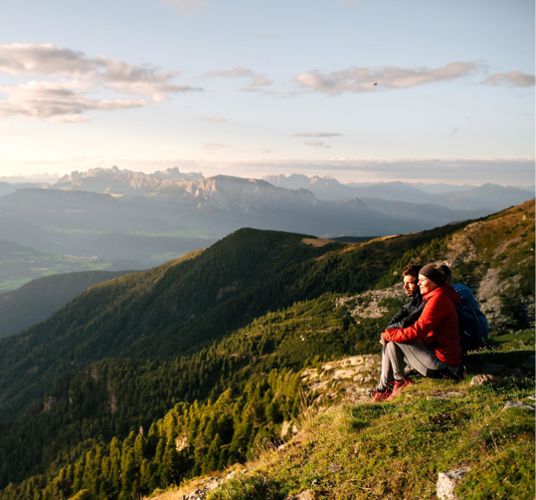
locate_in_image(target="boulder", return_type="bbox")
[470,374,497,386]
[502,400,535,411]
[437,466,470,500]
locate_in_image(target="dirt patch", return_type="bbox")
[302,237,335,247]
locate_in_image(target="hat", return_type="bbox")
[419,264,446,286]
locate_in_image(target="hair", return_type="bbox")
[437,263,453,284]
[402,264,421,279]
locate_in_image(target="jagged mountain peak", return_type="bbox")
[189,174,317,211]
[54,166,203,195]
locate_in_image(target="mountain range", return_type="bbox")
[264,173,534,209]
[0,167,532,291]
[0,199,533,498]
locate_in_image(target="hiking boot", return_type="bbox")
[370,386,392,402]
[388,377,414,399]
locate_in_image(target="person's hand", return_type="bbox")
[380,330,387,346]
[381,330,390,344]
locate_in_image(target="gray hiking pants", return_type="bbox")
[379,340,447,389]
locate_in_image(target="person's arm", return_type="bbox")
[386,303,411,329]
[383,294,447,344]
[386,295,422,329]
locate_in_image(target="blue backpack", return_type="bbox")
[454,283,488,352]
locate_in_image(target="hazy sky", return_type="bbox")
[0,0,534,185]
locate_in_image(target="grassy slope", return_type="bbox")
[200,331,535,500]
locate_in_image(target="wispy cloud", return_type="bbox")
[294,131,343,138]
[201,65,272,92]
[0,43,201,119]
[296,62,480,94]
[482,71,535,87]
[305,141,331,149]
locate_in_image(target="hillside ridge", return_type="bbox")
[0,200,533,499]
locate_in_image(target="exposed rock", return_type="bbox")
[477,268,502,324]
[502,400,535,411]
[437,466,471,500]
[336,286,403,320]
[281,421,299,440]
[470,374,498,386]
[285,489,316,500]
[302,354,381,406]
[179,477,223,499]
[333,369,355,380]
[175,435,188,452]
[447,226,478,263]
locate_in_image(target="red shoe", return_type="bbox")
[370,386,392,402]
[388,378,414,399]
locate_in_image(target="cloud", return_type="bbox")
[482,71,535,87]
[296,62,480,94]
[0,81,144,121]
[294,131,343,138]
[201,65,272,92]
[0,43,201,119]
[305,141,331,149]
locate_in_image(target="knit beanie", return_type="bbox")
[419,264,446,286]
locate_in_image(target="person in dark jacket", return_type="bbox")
[387,264,424,329]
[371,263,462,402]
[438,264,489,348]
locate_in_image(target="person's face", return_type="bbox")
[418,274,438,295]
[402,274,419,297]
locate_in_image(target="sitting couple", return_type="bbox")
[371,263,463,402]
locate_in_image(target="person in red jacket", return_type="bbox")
[371,263,462,402]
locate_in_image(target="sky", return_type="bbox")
[0,0,534,185]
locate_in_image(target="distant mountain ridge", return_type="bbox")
[265,173,534,209]
[54,166,204,195]
[0,166,532,292]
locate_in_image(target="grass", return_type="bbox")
[204,332,535,499]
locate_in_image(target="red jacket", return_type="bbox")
[383,285,462,366]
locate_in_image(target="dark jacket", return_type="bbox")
[387,292,424,329]
[384,285,462,366]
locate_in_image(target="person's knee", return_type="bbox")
[386,341,397,354]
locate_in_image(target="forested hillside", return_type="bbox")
[0,270,127,338]
[0,200,533,499]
